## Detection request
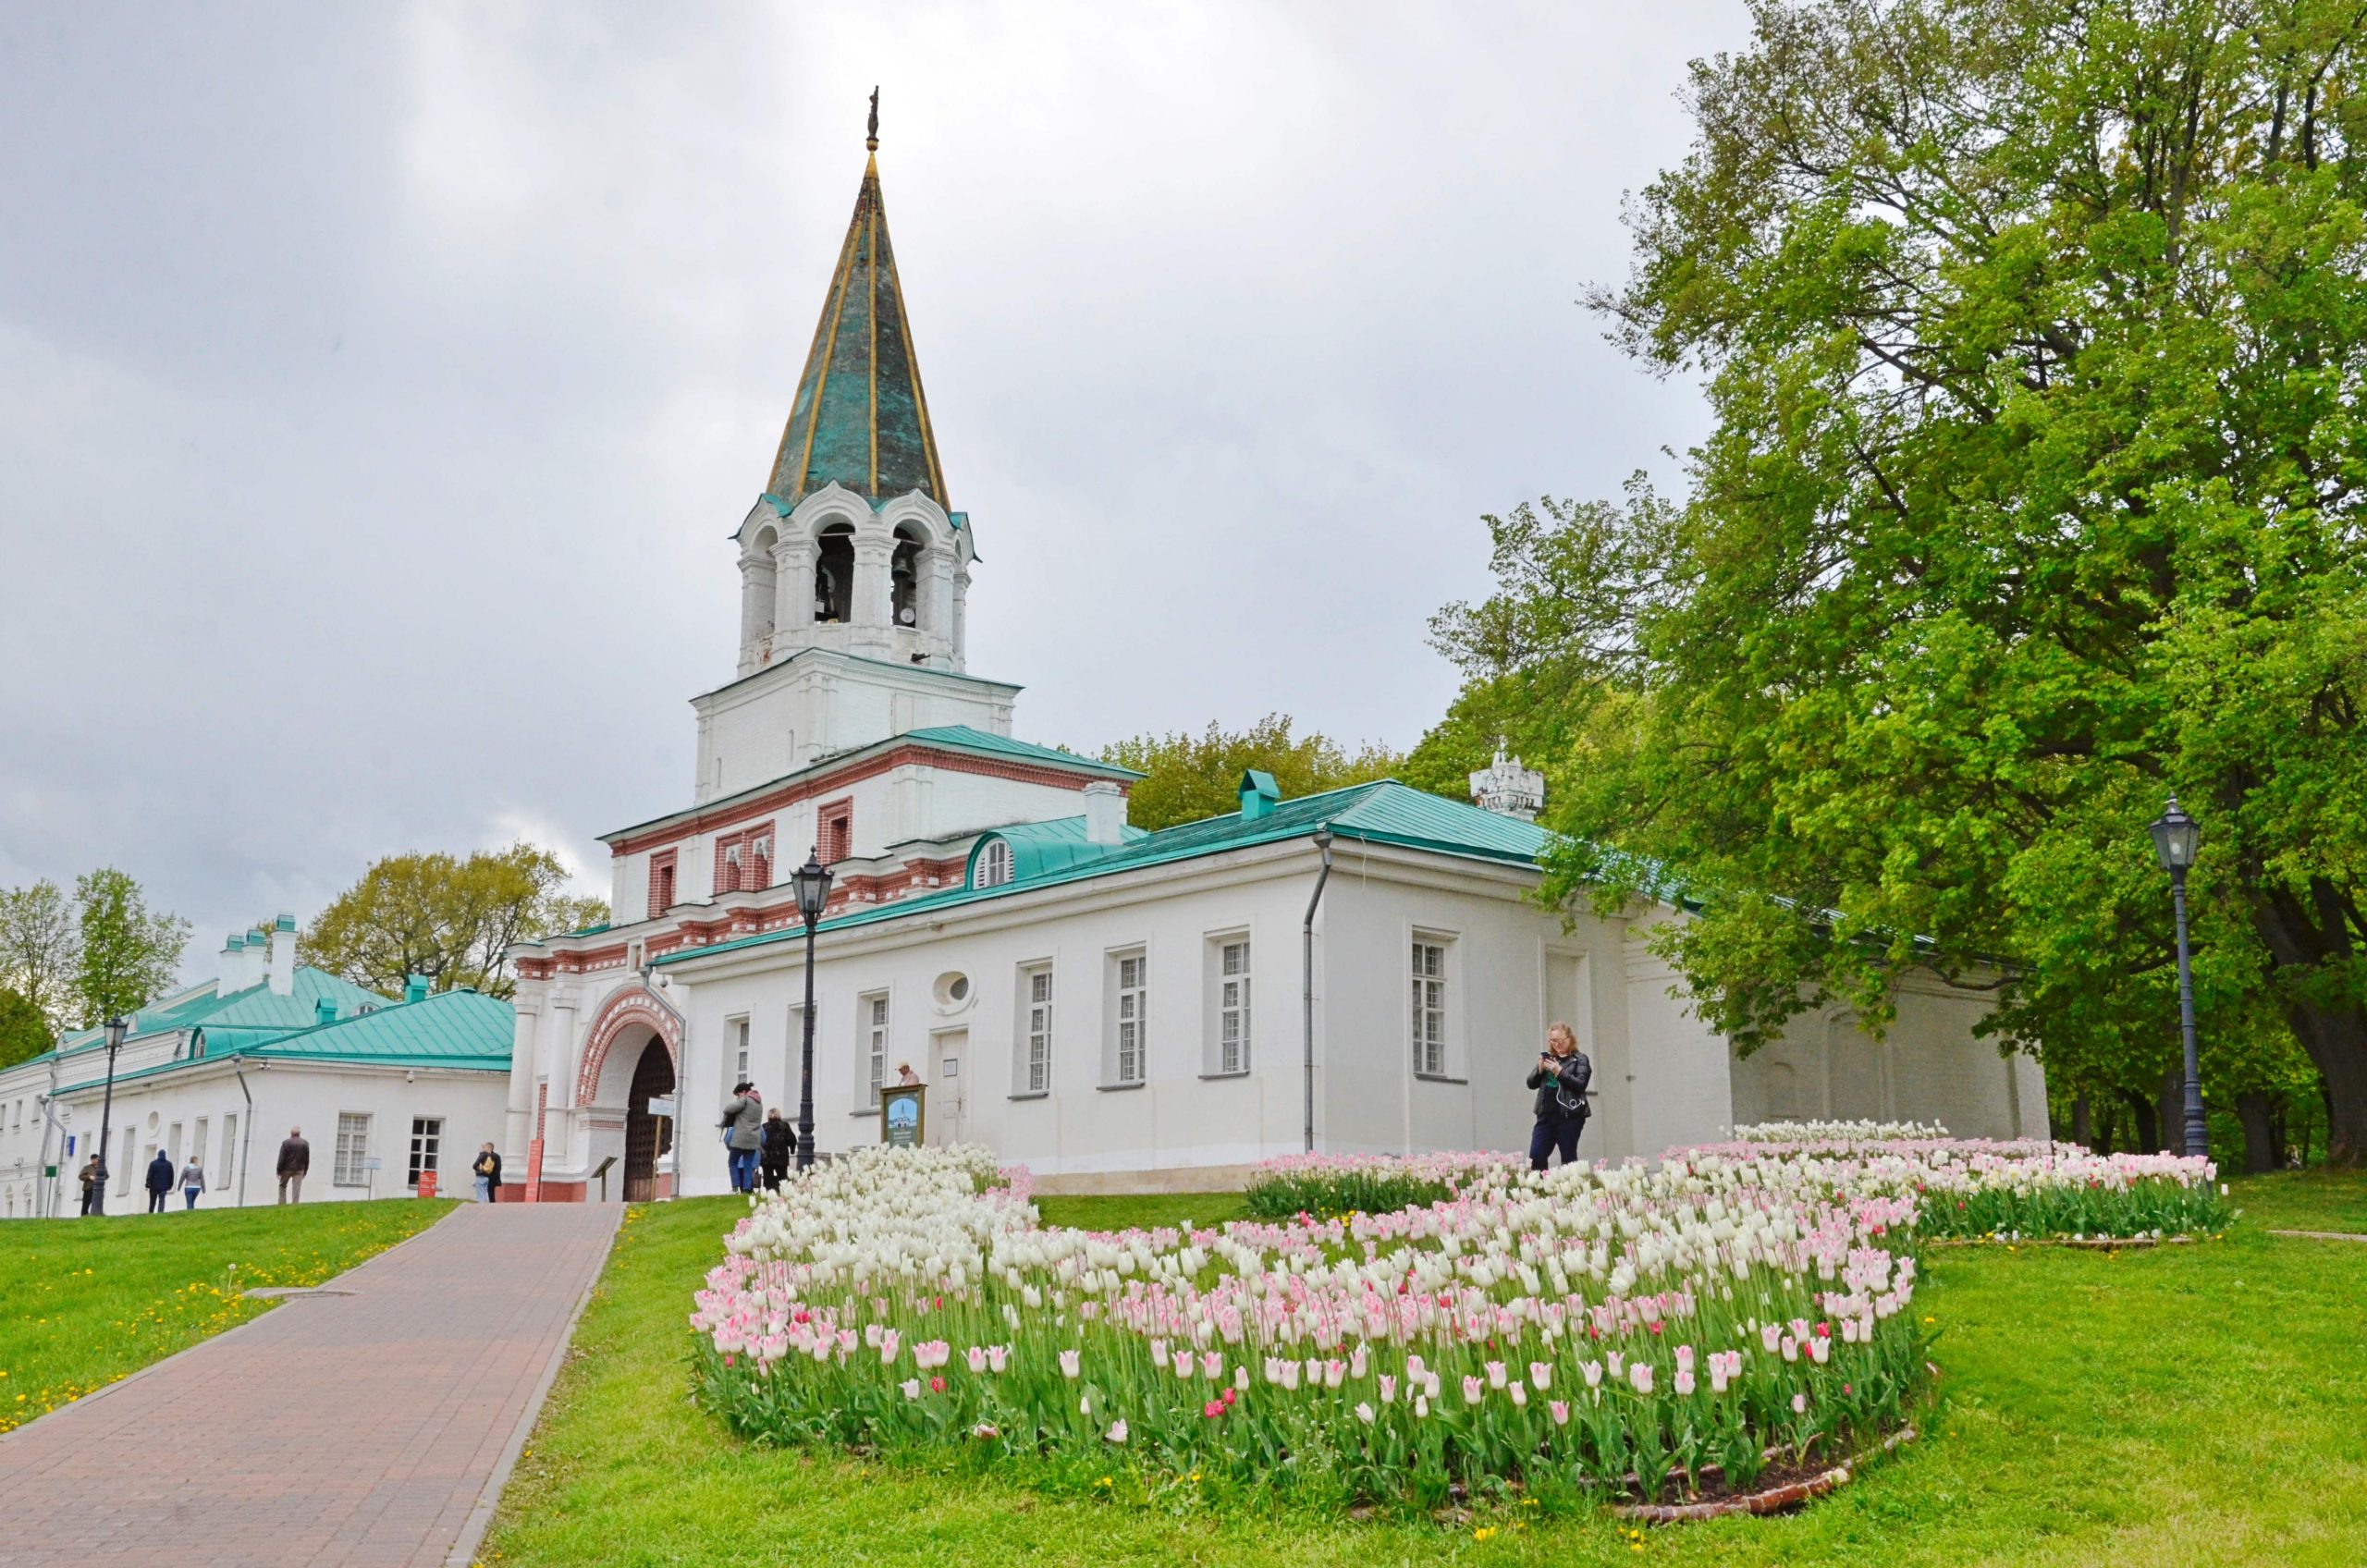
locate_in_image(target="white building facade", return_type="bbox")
[0,918,512,1219]
[498,129,2042,1201]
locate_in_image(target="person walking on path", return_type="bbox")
[143,1148,175,1214]
[276,1126,311,1204]
[471,1142,501,1203]
[721,1083,763,1193]
[759,1107,795,1192]
[77,1154,102,1217]
[179,1154,205,1210]
[1526,1022,1593,1171]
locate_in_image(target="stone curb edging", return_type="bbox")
[441,1207,623,1568]
[2269,1228,2367,1243]
[0,1203,464,1443]
[1611,1426,1919,1525]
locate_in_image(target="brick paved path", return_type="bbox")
[0,1202,619,1568]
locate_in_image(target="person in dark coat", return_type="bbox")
[472,1142,502,1203]
[1526,1023,1592,1171]
[721,1084,763,1193]
[143,1148,176,1214]
[759,1107,796,1191]
[78,1154,102,1217]
[276,1127,311,1204]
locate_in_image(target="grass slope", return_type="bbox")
[0,1198,454,1432]
[480,1178,2367,1568]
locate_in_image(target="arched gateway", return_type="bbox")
[559,985,681,1202]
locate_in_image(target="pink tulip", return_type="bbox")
[966,1346,987,1374]
[1485,1360,1508,1390]
[900,1378,920,1400]
[1792,1392,1808,1414]
[1174,1350,1195,1378]
[1528,1361,1552,1390]
[1463,1375,1485,1405]
[1059,1349,1081,1379]
[1549,1399,1571,1427]
[1629,1363,1654,1394]
[1674,1368,1696,1396]
[1106,1419,1128,1443]
[1379,1374,1398,1403]
[1355,1401,1376,1424]
[1581,1360,1604,1390]
[1509,1381,1528,1408]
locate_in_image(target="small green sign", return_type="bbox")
[880,1084,926,1149]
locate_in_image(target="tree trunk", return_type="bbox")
[2158,1066,2185,1157]
[2283,1002,2367,1169]
[2121,1088,2160,1155]
[2236,1090,2278,1175]
[2072,1090,2092,1148]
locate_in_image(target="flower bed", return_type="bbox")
[693,1145,1929,1511]
[1240,1150,1524,1220]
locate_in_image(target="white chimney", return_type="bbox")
[219,933,251,993]
[1469,745,1546,822]
[267,913,297,996]
[1084,780,1127,846]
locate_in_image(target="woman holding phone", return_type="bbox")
[1525,1023,1592,1170]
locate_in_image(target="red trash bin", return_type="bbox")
[417,1170,438,1200]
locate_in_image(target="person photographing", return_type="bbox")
[1526,1023,1592,1170]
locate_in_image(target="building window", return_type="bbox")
[730,1016,751,1085]
[861,993,889,1107]
[334,1112,373,1187]
[219,1115,237,1188]
[118,1129,136,1194]
[1411,937,1452,1076]
[167,1121,183,1167]
[1217,938,1251,1074]
[1107,950,1147,1085]
[818,800,854,864]
[192,1117,210,1178]
[750,830,773,889]
[408,1118,442,1189]
[647,851,679,918]
[974,839,1012,889]
[718,840,742,895]
[1018,964,1053,1095]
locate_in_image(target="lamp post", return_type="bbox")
[92,1017,128,1217]
[2149,795,2207,1158]
[791,849,835,1172]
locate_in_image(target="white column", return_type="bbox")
[738,555,776,673]
[851,537,894,659]
[505,993,542,1168]
[773,539,813,644]
[922,545,955,667]
[950,564,971,671]
[546,990,581,1169]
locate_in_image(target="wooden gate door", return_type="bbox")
[623,1042,676,1202]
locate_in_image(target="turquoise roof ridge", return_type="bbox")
[901,725,1142,777]
[659,779,1548,969]
[767,141,947,509]
[48,986,514,1095]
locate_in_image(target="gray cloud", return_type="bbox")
[0,0,1734,974]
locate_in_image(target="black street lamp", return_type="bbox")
[2149,795,2207,1158]
[92,1016,128,1217]
[791,849,835,1172]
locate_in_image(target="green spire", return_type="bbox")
[767,103,948,510]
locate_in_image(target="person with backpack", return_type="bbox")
[759,1107,796,1192]
[472,1142,502,1202]
[1526,1022,1592,1170]
[721,1082,763,1193]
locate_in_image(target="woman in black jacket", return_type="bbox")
[1526,1023,1592,1170]
[759,1108,796,1192]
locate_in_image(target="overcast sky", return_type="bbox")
[0,1,1737,978]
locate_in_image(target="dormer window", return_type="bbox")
[975,839,1013,889]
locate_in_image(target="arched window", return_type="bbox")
[815,523,854,623]
[974,839,1012,889]
[890,527,925,629]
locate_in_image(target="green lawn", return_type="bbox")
[0,1198,454,1432]
[481,1173,2367,1567]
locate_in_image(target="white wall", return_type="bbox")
[1,1060,508,1219]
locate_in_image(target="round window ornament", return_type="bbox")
[933,971,973,1010]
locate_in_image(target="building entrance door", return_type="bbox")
[623,1040,676,1202]
[927,1030,967,1146]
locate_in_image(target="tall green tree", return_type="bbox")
[1441,0,2367,1161]
[72,868,190,1025]
[303,844,609,1000]
[0,878,79,1032]
[1097,716,1405,832]
[0,988,50,1070]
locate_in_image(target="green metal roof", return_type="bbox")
[43,967,400,1065]
[658,780,1547,969]
[976,815,1152,882]
[901,725,1142,778]
[50,987,513,1095]
[767,143,947,509]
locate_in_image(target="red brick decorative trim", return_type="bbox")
[575,985,682,1107]
[645,849,680,919]
[606,742,1127,857]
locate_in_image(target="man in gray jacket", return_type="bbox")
[721,1083,763,1193]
